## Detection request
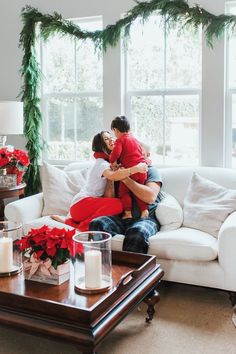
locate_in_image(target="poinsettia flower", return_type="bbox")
[70,239,84,257]
[51,227,65,236]
[15,237,30,251]
[60,238,68,249]
[47,246,57,257]
[0,157,10,167]
[30,226,46,235]
[46,238,59,249]
[16,225,78,267]
[14,149,30,167]
[0,147,30,172]
[36,250,44,259]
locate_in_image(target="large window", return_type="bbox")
[41,17,103,163]
[226,2,236,168]
[124,15,202,165]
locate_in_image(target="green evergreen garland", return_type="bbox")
[19,0,236,195]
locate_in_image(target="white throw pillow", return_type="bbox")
[183,172,236,238]
[155,192,183,231]
[41,162,87,216]
[64,161,92,173]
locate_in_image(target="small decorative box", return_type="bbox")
[0,174,17,188]
[23,259,70,285]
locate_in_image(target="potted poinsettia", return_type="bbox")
[0,147,30,184]
[16,225,77,285]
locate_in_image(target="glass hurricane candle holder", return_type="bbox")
[73,231,112,294]
[0,221,22,276]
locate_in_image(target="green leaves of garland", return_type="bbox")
[19,0,236,195]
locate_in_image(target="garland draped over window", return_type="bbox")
[20,0,236,195]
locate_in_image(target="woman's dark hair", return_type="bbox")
[92,131,111,154]
[110,116,130,132]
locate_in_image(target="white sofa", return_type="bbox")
[5,163,236,302]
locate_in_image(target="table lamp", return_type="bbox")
[0,101,23,147]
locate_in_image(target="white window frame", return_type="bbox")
[40,16,103,165]
[123,16,201,165]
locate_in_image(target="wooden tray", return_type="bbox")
[0,251,164,353]
[0,251,160,326]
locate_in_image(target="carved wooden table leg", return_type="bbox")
[0,199,4,221]
[229,291,236,306]
[143,290,160,323]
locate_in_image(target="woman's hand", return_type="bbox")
[131,162,148,175]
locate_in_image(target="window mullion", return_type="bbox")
[163,16,167,164]
[122,36,128,116]
[74,38,77,161]
[225,91,233,167]
[162,95,166,164]
[61,102,65,142]
[126,93,132,131]
[43,92,102,98]
[127,89,200,96]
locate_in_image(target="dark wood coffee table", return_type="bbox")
[0,251,163,354]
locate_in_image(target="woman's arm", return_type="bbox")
[103,180,115,198]
[122,178,161,204]
[103,162,147,181]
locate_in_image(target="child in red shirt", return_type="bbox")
[110,116,148,219]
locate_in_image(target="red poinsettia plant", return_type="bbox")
[16,225,80,270]
[0,147,30,171]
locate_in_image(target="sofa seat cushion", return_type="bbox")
[150,227,218,261]
[23,216,74,235]
[112,228,218,262]
[22,220,217,262]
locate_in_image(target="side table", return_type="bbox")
[0,183,26,221]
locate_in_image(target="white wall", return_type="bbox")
[0,0,227,166]
[201,0,225,166]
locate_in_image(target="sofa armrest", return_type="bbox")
[5,193,44,224]
[218,211,236,287]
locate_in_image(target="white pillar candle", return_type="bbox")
[0,237,13,273]
[84,249,102,289]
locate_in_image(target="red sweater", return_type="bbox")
[110,133,145,168]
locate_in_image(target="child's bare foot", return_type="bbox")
[141,209,149,218]
[122,211,132,219]
[50,215,66,224]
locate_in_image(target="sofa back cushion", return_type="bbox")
[64,161,93,173]
[160,166,236,206]
[183,172,236,237]
[41,162,90,216]
[155,192,183,231]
